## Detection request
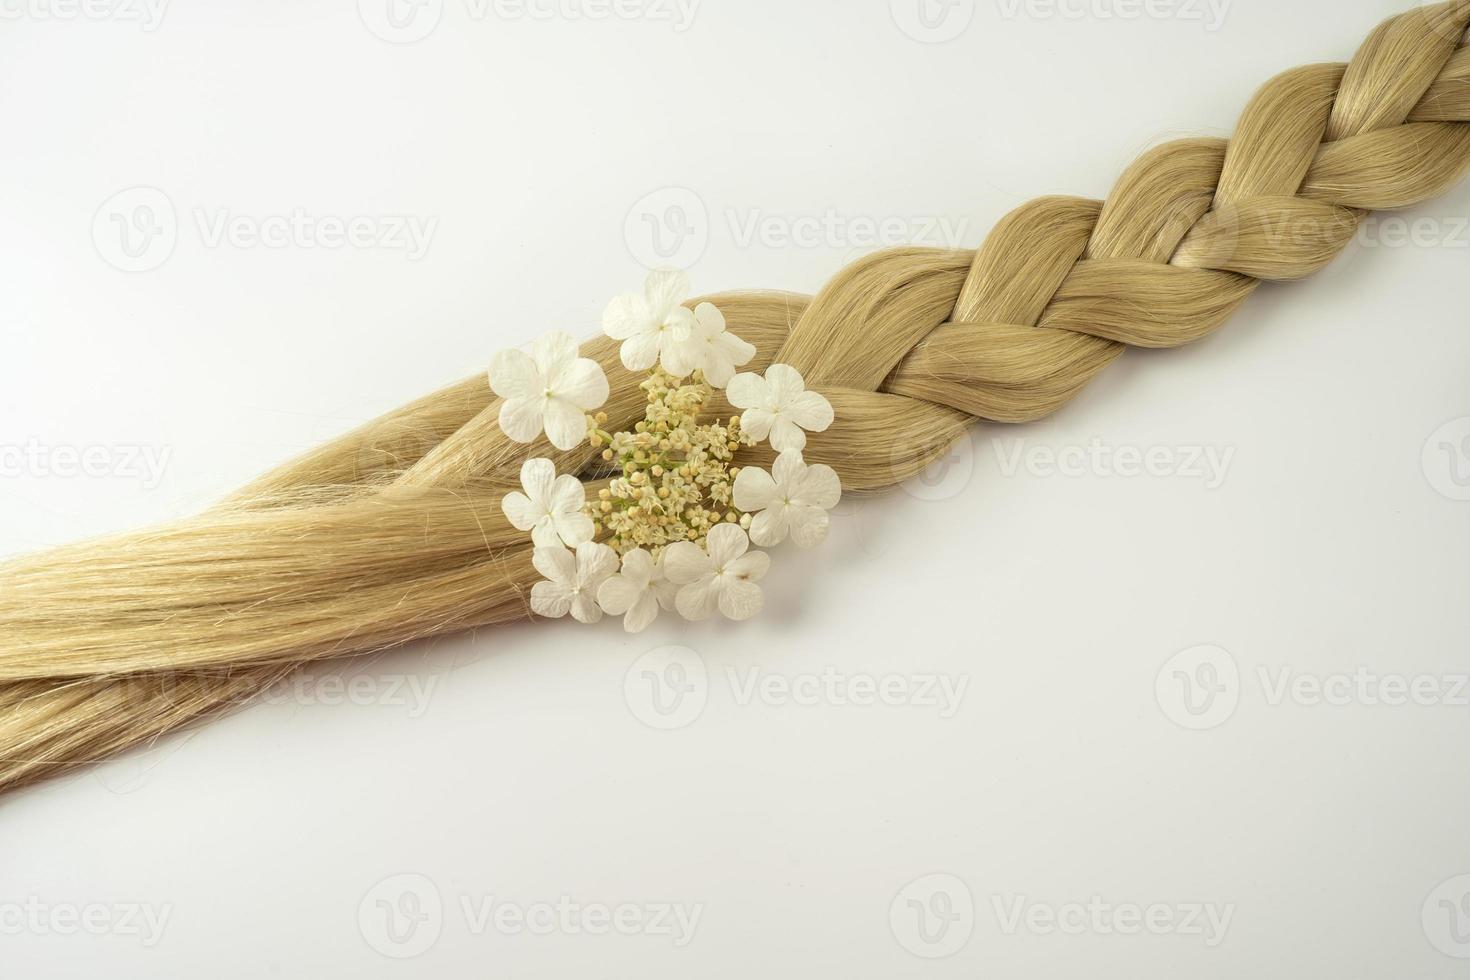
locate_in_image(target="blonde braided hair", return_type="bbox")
[3,1,1469,794]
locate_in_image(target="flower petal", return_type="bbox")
[787,506,830,549]
[659,336,702,380]
[738,408,775,444]
[644,268,690,318]
[551,358,609,410]
[717,576,764,621]
[796,462,842,509]
[705,524,748,566]
[724,373,766,410]
[542,398,589,451]
[712,328,755,370]
[550,511,594,548]
[500,490,541,532]
[701,350,736,389]
[768,417,807,453]
[662,541,711,584]
[622,593,660,633]
[602,293,649,341]
[664,304,697,343]
[547,473,585,513]
[619,549,655,590]
[675,579,718,621]
[764,364,806,404]
[489,349,541,400]
[498,397,547,444]
[732,465,778,513]
[576,541,620,585]
[531,330,579,376]
[596,574,641,616]
[748,507,790,548]
[619,331,661,372]
[531,519,566,548]
[771,451,805,492]
[569,590,603,624]
[519,458,557,504]
[532,545,577,585]
[530,580,573,619]
[692,301,725,335]
[785,389,834,433]
[727,549,770,582]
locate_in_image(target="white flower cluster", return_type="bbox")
[490,270,841,632]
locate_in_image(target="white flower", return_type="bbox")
[490,330,609,451]
[662,524,770,622]
[732,451,842,548]
[595,548,678,633]
[530,541,619,624]
[725,364,834,452]
[660,301,755,388]
[601,269,698,375]
[501,458,594,548]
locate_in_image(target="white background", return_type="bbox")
[2,0,1468,976]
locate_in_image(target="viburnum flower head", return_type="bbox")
[732,451,842,548]
[490,330,609,451]
[726,364,834,452]
[501,458,594,548]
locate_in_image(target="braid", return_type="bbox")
[2,1,1467,792]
